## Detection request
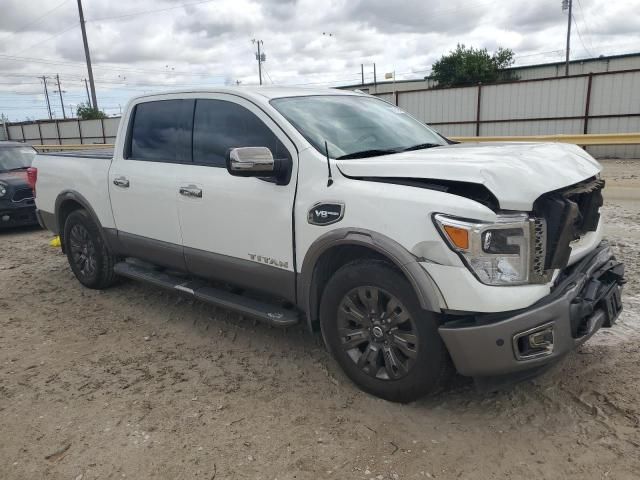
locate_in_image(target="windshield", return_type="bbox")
[271,95,446,159]
[0,146,36,172]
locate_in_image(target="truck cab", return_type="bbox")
[33,87,625,402]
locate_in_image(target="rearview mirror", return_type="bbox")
[226,147,275,176]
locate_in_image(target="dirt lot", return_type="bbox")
[1,159,639,480]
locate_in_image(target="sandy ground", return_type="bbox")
[1,159,639,480]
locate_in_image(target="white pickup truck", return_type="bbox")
[32,87,625,402]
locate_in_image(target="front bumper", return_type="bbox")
[439,241,624,377]
[0,202,38,228]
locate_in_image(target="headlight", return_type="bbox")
[0,183,7,198]
[434,213,548,286]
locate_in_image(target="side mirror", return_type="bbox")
[226,147,275,176]
[226,146,292,185]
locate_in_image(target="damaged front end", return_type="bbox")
[533,176,604,271]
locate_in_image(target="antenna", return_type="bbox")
[324,140,333,187]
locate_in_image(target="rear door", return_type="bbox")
[108,98,193,270]
[176,95,299,301]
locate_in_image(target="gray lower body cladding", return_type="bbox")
[439,242,624,377]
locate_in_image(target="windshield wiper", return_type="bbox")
[336,149,399,160]
[400,143,442,152]
[6,166,29,171]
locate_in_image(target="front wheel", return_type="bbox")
[320,260,450,402]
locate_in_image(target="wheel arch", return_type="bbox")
[54,190,112,253]
[298,228,446,332]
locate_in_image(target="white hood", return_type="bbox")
[336,142,601,211]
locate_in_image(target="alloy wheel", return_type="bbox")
[69,223,97,278]
[337,286,419,380]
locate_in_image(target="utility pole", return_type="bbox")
[56,74,66,119]
[41,76,52,120]
[361,64,364,85]
[77,0,98,109]
[252,39,265,85]
[373,63,377,91]
[562,0,573,76]
[84,78,91,104]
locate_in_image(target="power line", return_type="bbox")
[575,0,597,53]
[86,0,218,22]
[572,14,594,57]
[9,24,79,57]
[0,53,225,77]
[0,0,71,42]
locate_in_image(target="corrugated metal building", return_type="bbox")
[343,52,640,94]
[339,52,640,158]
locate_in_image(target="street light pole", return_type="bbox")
[77,0,98,109]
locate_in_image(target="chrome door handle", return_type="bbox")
[113,176,130,188]
[179,185,202,198]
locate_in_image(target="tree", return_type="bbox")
[431,44,517,87]
[76,102,107,120]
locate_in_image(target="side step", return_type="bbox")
[113,261,299,327]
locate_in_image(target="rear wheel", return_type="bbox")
[320,260,449,402]
[63,209,118,289]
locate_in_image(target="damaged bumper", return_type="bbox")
[439,241,624,378]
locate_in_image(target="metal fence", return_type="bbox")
[378,68,640,158]
[4,68,640,158]
[5,117,120,146]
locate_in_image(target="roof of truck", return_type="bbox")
[128,86,365,103]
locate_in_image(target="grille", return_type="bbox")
[533,177,604,271]
[11,187,34,202]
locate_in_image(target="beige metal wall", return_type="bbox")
[387,69,640,158]
[6,70,640,158]
[6,117,120,145]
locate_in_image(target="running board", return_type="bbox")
[113,261,299,327]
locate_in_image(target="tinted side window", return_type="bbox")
[193,99,289,167]
[129,100,193,162]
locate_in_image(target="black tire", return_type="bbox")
[63,209,118,289]
[320,260,449,403]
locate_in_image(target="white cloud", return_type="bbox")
[0,0,638,120]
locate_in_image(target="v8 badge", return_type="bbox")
[308,202,345,226]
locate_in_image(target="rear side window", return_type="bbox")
[193,99,289,167]
[128,99,193,162]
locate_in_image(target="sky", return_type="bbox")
[1,0,639,121]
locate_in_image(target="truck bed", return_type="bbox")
[41,147,114,159]
[33,149,117,231]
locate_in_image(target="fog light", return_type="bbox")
[2,215,10,222]
[513,322,555,360]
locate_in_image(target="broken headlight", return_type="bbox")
[434,213,546,286]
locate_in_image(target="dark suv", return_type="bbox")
[0,142,38,228]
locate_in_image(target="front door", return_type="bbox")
[176,95,298,301]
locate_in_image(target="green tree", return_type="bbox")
[431,44,517,87]
[76,102,107,120]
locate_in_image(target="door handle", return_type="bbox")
[113,176,130,188]
[179,185,203,198]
